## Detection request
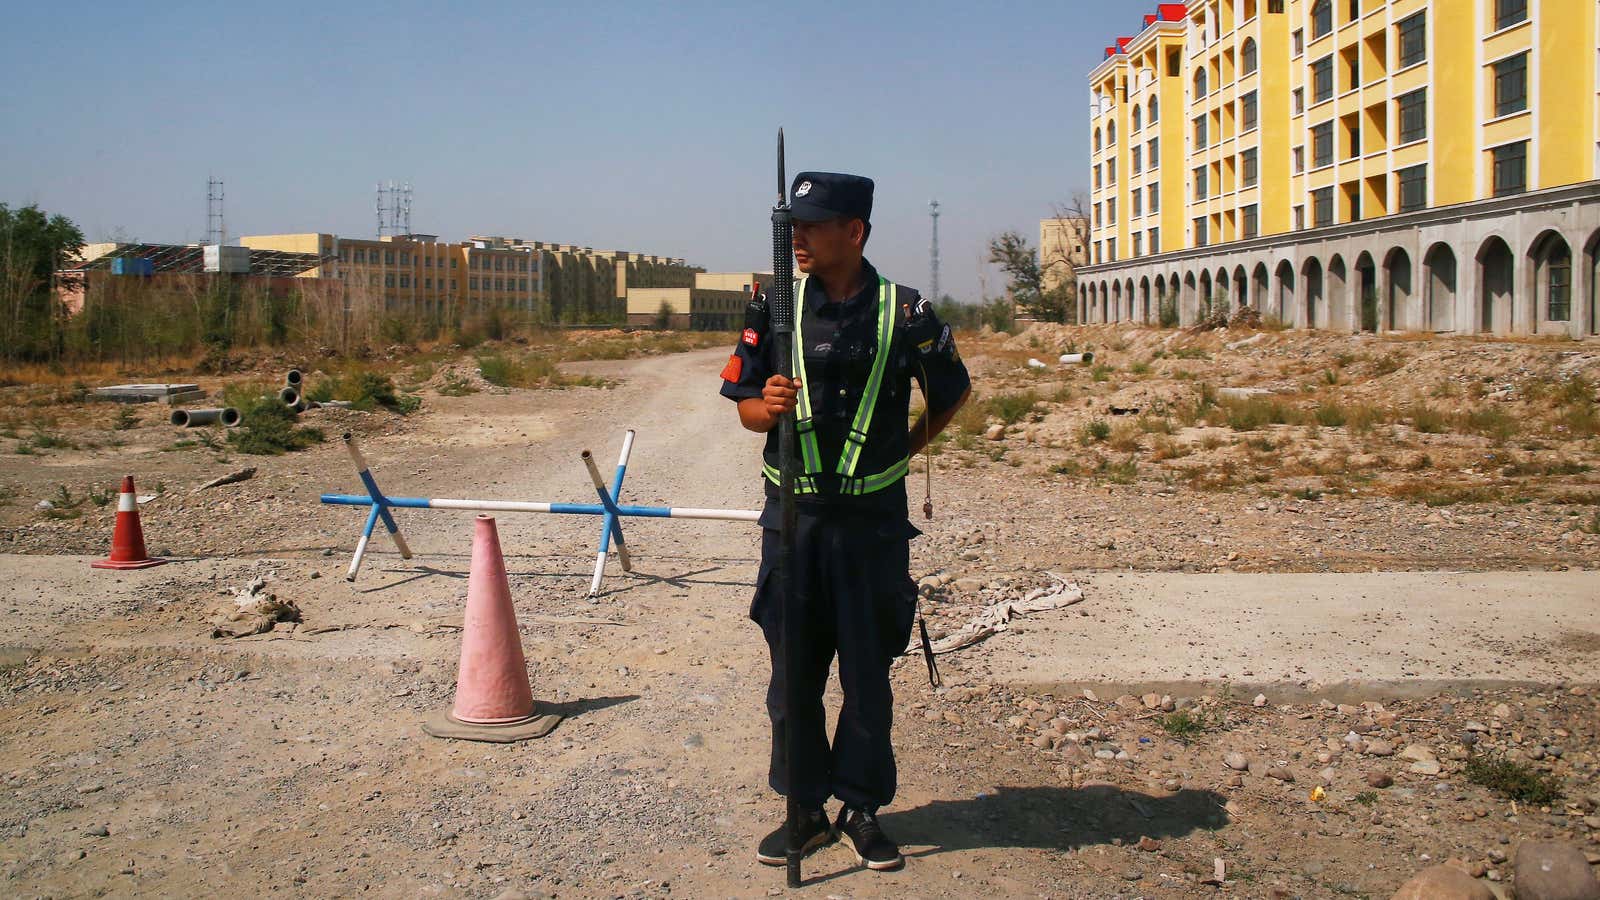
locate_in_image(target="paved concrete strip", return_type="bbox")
[979,570,1600,694]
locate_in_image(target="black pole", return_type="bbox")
[770,127,802,889]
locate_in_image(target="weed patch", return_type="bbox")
[1465,751,1561,804]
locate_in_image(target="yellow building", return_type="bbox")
[1080,0,1600,337]
[625,272,768,330]
[240,233,539,327]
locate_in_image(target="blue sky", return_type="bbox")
[0,1,1136,303]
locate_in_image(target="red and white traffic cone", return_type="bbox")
[90,476,166,571]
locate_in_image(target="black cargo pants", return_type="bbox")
[751,506,919,811]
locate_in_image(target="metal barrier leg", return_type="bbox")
[348,502,382,582]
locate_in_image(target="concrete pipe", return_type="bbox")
[170,407,242,428]
[316,400,353,409]
[279,387,307,413]
[285,369,304,388]
[1059,352,1095,365]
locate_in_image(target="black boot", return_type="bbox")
[835,806,904,871]
[756,805,835,866]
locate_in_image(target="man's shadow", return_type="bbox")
[879,784,1229,858]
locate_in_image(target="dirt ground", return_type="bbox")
[0,327,1598,898]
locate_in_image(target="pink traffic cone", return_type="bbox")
[423,515,561,742]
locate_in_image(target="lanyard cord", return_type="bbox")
[919,361,933,520]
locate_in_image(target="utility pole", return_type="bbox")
[928,200,941,304]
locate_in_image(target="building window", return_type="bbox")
[451,259,458,269]
[469,276,478,290]
[1294,145,1305,173]
[1492,140,1528,196]
[1133,106,1142,131]
[1312,187,1334,226]
[1093,203,1101,227]
[1094,243,1102,265]
[1397,12,1426,67]
[399,274,410,288]
[1312,122,1333,167]
[1347,120,1361,159]
[1132,187,1143,217]
[1294,205,1306,229]
[1149,137,1160,166]
[1194,115,1208,149]
[1107,238,1117,262]
[1108,158,1117,183]
[1293,28,1304,56]
[355,248,366,263]
[1548,243,1572,321]
[1269,0,1284,11]
[1494,52,1528,117]
[385,251,395,265]
[1132,146,1143,174]
[1150,183,1160,213]
[1241,90,1258,131]
[1347,0,1359,20]
[1292,88,1304,115]
[1108,121,1117,145]
[1242,148,1259,187]
[1312,0,1332,38]
[1194,166,1208,200]
[1195,68,1208,97]
[1149,96,1159,123]
[450,278,457,289]
[385,273,395,287]
[1108,198,1117,225]
[1495,0,1527,30]
[425,277,433,289]
[520,278,529,291]
[1150,227,1161,253]
[1348,187,1361,221]
[1095,165,1102,189]
[1243,204,1259,239]
[1312,56,1333,103]
[1242,38,1258,75]
[400,252,410,265]
[1133,233,1143,257]
[1194,217,1209,247]
[1397,164,1427,212]
[1397,88,1426,143]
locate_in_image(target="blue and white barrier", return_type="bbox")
[321,429,759,593]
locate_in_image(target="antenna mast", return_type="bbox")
[929,199,941,303]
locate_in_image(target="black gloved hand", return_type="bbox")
[904,296,941,357]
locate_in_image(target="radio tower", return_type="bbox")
[206,177,225,245]
[376,181,414,237]
[928,199,941,303]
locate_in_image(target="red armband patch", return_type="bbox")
[720,354,743,382]
[742,327,760,347]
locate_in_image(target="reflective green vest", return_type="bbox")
[763,275,910,496]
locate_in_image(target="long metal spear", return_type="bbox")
[770,127,803,889]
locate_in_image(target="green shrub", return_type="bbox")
[1158,293,1180,328]
[1458,406,1519,441]
[1159,709,1212,743]
[479,353,558,388]
[1465,750,1561,804]
[1409,404,1449,434]
[1080,418,1111,444]
[1315,403,1348,428]
[226,394,324,455]
[985,391,1039,426]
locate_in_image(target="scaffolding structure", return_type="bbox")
[376,181,413,238]
[207,177,225,247]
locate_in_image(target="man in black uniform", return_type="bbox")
[719,171,971,871]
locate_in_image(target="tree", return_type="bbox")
[0,204,85,363]
[987,231,1072,323]
[653,299,675,330]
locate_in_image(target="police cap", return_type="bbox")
[789,172,874,224]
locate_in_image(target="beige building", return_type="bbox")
[1039,216,1091,295]
[625,271,768,330]
[471,237,700,324]
[240,233,539,328]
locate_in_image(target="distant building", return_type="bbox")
[625,272,770,330]
[1079,0,1600,336]
[57,241,326,315]
[471,237,701,325]
[1040,217,1091,294]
